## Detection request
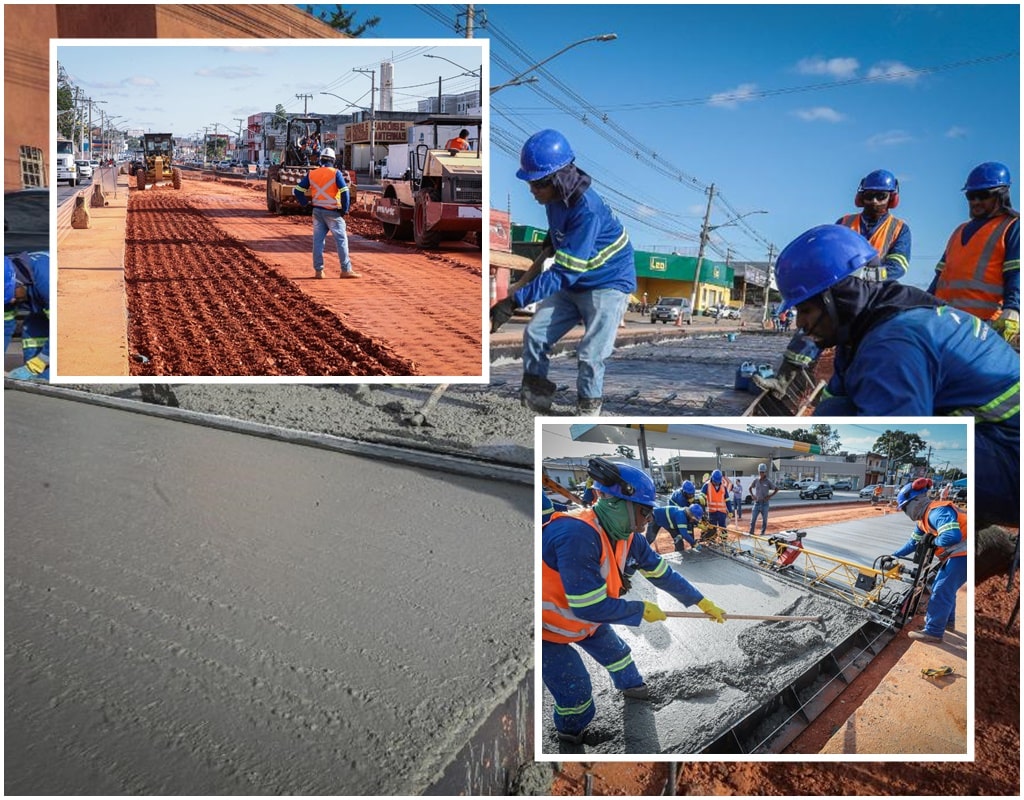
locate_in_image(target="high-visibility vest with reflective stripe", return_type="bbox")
[917,500,967,560]
[308,165,346,209]
[934,214,1017,321]
[705,482,727,514]
[840,213,905,261]
[542,509,631,644]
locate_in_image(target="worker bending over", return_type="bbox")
[647,503,705,553]
[4,252,50,380]
[542,458,726,745]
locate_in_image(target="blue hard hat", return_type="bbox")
[681,480,696,495]
[689,503,704,520]
[593,463,657,507]
[542,493,555,525]
[516,129,575,181]
[963,162,1012,191]
[775,225,879,313]
[711,469,723,484]
[858,169,899,193]
[4,256,14,305]
[896,477,933,509]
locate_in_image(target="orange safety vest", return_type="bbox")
[444,137,469,151]
[541,509,632,644]
[307,165,344,209]
[934,213,1017,321]
[917,500,968,560]
[839,213,905,261]
[705,482,728,514]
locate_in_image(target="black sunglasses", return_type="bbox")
[966,189,996,201]
[861,191,890,202]
[529,177,553,189]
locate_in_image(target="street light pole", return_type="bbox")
[353,68,376,181]
[490,33,617,94]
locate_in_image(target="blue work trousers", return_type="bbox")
[522,288,628,401]
[923,556,967,637]
[312,207,353,274]
[542,623,643,736]
[749,502,770,536]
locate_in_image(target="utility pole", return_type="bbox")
[295,93,312,115]
[465,4,475,38]
[762,243,777,325]
[353,68,376,180]
[682,183,715,326]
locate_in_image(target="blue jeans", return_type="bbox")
[312,207,352,273]
[749,502,770,535]
[522,288,628,400]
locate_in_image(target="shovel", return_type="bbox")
[663,611,823,623]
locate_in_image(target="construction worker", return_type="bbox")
[731,479,744,523]
[444,128,471,151]
[542,493,568,527]
[668,480,706,513]
[890,478,967,641]
[490,129,636,416]
[700,470,733,533]
[928,162,1020,345]
[293,147,359,280]
[580,477,600,506]
[774,224,1019,527]
[748,464,779,536]
[836,169,911,281]
[4,252,50,381]
[647,502,705,553]
[542,459,726,745]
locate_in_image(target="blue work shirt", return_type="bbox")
[893,504,964,559]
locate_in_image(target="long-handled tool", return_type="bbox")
[403,383,449,427]
[663,611,823,622]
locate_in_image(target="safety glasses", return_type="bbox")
[528,177,554,189]
[861,191,890,202]
[965,189,996,201]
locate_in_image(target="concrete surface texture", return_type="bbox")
[4,391,533,794]
[540,549,871,756]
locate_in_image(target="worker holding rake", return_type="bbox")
[542,458,726,745]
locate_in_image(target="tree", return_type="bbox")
[303,4,380,36]
[873,430,929,481]
[272,104,288,128]
[57,63,76,141]
[809,424,841,454]
[746,425,819,447]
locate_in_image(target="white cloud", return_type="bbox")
[126,76,158,87]
[866,130,914,148]
[793,106,845,123]
[709,83,758,109]
[945,126,969,139]
[195,66,261,80]
[796,56,860,79]
[867,61,920,85]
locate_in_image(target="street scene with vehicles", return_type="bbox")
[3,3,1020,798]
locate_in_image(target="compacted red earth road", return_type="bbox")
[123,175,483,377]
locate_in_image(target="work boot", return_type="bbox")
[576,397,602,416]
[908,629,943,643]
[314,270,325,279]
[340,270,361,278]
[621,684,650,700]
[555,728,587,745]
[520,374,556,413]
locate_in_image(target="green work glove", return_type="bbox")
[697,597,726,624]
[992,309,1019,344]
[642,600,666,623]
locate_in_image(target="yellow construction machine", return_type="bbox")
[135,133,182,190]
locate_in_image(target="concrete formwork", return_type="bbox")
[4,391,534,795]
[540,549,874,756]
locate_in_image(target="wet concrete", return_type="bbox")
[4,391,533,794]
[540,549,871,756]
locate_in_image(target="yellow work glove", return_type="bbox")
[586,477,594,488]
[642,601,666,623]
[25,356,47,374]
[697,597,726,624]
[992,309,1019,344]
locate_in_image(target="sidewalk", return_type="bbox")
[55,173,131,377]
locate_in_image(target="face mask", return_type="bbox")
[592,496,634,541]
[902,494,930,521]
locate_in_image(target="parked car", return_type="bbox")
[831,479,853,491]
[779,478,798,490]
[718,306,742,320]
[859,484,879,498]
[650,297,693,324]
[4,188,50,255]
[799,481,833,500]
[792,479,814,490]
[75,160,93,181]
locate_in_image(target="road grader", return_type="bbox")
[135,133,182,190]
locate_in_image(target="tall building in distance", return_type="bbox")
[379,61,394,112]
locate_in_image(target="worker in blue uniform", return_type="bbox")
[647,502,705,553]
[4,252,50,380]
[774,224,1019,527]
[669,479,706,513]
[890,479,968,642]
[700,469,734,533]
[836,169,911,281]
[542,493,569,527]
[490,129,636,416]
[541,460,726,744]
[293,147,359,279]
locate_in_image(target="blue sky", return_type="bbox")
[541,421,969,471]
[56,39,484,142]
[347,2,1019,288]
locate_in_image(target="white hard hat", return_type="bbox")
[758,463,767,472]
[320,147,336,161]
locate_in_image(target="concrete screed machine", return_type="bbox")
[374,116,483,249]
[135,133,182,190]
[265,116,357,214]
